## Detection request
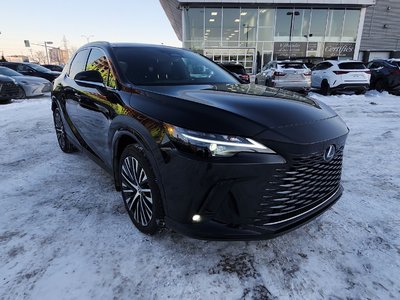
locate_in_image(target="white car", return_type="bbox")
[255,60,311,92]
[311,60,370,95]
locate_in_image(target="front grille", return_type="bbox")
[256,147,344,226]
[0,82,19,97]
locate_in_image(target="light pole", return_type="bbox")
[44,41,53,64]
[81,35,94,43]
[287,11,300,59]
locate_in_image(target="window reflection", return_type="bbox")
[222,8,240,47]
[205,8,222,42]
[86,49,116,88]
[184,8,204,42]
[240,9,258,46]
[327,9,345,39]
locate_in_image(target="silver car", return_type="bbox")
[0,66,52,98]
[255,61,311,92]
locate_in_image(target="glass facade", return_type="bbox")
[183,7,361,74]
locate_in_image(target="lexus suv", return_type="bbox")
[311,60,370,95]
[52,42,349,240]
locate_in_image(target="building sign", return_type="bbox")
[307,42,318,51]
[324,43,356,58]
[274,42,307,58]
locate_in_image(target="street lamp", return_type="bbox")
[287,11,300,59]
[81,35,94,43]
[44,41,53,64]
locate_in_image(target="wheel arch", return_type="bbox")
[110,117,167,211]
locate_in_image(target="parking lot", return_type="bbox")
[0,92,399,299]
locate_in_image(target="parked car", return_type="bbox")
[220,63,250,83]
[367,59,400,95]
[311,60,370,95]
[52,42,349,240]
[0,75,20,103]
[255,61,311,92]
[0,62,61,82]
[42,64,64,72]
[0,67,52,98]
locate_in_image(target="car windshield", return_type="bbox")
[278,63,305,69]
[338,62,366,70]
[388,60,400,67]
[113,47,238,86]
[28,63,52,73]
[0,67,21,77]
[223,65,246,75]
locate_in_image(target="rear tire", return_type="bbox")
[255,78,258,84]
[53,107,77,153]
[321,80,331,96]
[119,144,164,235]
[18,87,26,99]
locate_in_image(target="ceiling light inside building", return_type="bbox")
[234,19,240,23]
[209,19,215,22]
[260,9,267,13]
[211,12,218,16]
[241,12,247,16]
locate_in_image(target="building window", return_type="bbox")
[327,9,345,40]
[343,9,361,41]
[184,8,204,42]
[310,9,328,37]
[240,8,258,46]
[222,8,240,47]
[205,8,222,43]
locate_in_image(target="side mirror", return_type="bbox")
[74,70,105,88]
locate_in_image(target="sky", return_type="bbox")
[0,0,181,57]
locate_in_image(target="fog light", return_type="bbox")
[192,214,202,222]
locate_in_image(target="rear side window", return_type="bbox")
[69,49,90,79]
[86,48,117,88]
[338,62,366,70]
[278,63,305,69]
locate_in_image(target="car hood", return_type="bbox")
[12,75,50,84]
[0,75,16,83]
[131,83,347,141]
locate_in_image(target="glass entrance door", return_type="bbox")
[204,48,256,74]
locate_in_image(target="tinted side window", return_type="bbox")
[16,64,31,72]
[69,49,89,79]
[86,48,117,88]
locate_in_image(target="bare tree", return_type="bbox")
[33,50,46,64]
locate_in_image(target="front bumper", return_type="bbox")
[166,186,342,240]
[160,132,347,240]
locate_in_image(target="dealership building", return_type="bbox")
[160,0,400,74]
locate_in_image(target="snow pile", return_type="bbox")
[0,93,399,299]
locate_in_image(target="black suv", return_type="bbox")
[52,42,348,240]
[367,59,400,94]
[0,62,60,82]
[220,63,250,83]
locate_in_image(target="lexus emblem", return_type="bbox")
[324,145,336,161]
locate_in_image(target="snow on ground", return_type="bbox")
[0,92,399,300]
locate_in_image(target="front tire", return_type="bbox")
[119,144,163,235]
[375,80,387,92]
[53,107,76,153]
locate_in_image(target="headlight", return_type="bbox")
[164,124,276,157]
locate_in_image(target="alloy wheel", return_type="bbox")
[54,109,66,149]
[121,156,153,226]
